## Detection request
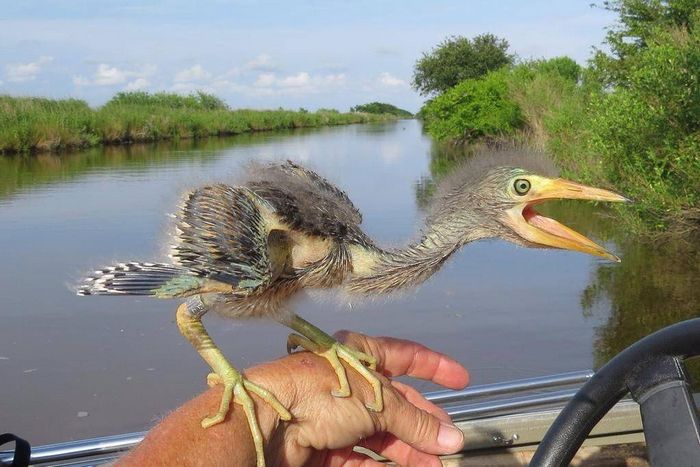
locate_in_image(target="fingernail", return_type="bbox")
[437,421,464,450]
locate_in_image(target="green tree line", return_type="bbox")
[416,0,700,237]
[350,102,413,118]
[0,91,400,154]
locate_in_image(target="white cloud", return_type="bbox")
[277,72,310,88]
[244,54,278,72]
[173,64,211,83]
[377,72,406,87]
[125,77,150,91]
[215,53,277,81]
[74,63,156,87]
[218,67,241,79]
[169,78,247,95]
[321,73,346,85]
[4,56,53,82]
[171,82,192,92]
[94,64,127,85]
[252,72,344,94]
[168,66,345,99]
[254,73,276,87]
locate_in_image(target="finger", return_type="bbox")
[334,331,469,389]
[379,386,465,456]
[392,380,451,423]
[359,432,442,467]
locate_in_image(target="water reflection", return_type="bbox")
[414,144,469,209]
[584,240,700,361]
[421,140,700,375]
[2,120,697,445]
[0,132,317,202]
[0,121,438,444]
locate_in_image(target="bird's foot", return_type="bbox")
[287,333,382,411]
[204,368,292,467]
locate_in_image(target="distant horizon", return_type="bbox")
[0,1,616,113]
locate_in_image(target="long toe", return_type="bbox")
[334,343,384,412]
[204,371,290,467]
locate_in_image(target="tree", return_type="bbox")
[587,0,700,231]
[412,34,513,96]
[591,0,699,86]
[350,102,413,117]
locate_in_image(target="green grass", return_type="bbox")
[0,92,397,154]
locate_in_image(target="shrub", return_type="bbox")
[506,59,586,149]
[350,102,413,117]
[105,91,228,111]
[529,56,581,82]
[421,69,522,142]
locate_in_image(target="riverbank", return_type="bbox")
[415,3,700,238]
[420,57,699,238]
[0,92,398,154]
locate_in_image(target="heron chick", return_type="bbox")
[78,159,627,466]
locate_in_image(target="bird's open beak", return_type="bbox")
[505,177,629,262]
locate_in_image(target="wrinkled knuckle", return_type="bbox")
[414,413,439,444]
[367,339,383,361]
[374,371,391,387]
[382,383,402,407]
[368,404,387,432]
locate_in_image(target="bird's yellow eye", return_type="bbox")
[514,178,531,195]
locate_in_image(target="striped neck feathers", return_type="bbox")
[347,209,490,295]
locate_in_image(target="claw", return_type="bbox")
[334,343,383,412]
[176,303,291,467]
[353,349,377,371]
[201,369,241,428]
[204,369,292,467]
[206,372,221,387]
[288,333,383,412]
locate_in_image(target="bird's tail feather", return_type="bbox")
[77,262,186,296]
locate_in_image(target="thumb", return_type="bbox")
[380,388,464,455]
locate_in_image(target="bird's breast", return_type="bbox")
[288,232,334,269]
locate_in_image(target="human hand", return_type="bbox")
[118,331,468,467]
[251,331,469,466]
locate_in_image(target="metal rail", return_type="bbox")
[424,369,593,404]
[447,388,580,420]
[0,432,146,466]
[0,370,595,466]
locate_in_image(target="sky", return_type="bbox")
[0,1,617,113]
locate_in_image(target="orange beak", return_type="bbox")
[505,177,630,262]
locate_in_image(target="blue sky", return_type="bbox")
[0,1,616,112]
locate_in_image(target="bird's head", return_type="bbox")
[476,167,629,261]
[434,166,629,262]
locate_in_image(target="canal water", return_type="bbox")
[1,120,698,444]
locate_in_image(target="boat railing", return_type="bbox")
[2,369,642,466]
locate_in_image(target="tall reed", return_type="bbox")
[0,92,396,154]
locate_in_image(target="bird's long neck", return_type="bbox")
[347,212,487,295]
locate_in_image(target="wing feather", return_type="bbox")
[247,160,365,242]
[170,184,273,293]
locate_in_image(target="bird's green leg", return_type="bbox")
[284,314,383,411]
[176,302,291,467]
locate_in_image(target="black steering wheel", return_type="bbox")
[531,317,700,466]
